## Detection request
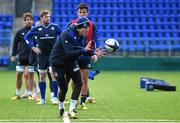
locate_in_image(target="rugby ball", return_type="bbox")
[104,38,119,52]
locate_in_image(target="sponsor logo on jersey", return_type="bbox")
[40,36,55,39]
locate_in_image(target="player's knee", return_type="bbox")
[39,73,46,81]
[82,78,88,84]
[76,82,83,89]
[60,87,68,95]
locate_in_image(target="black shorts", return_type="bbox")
[37,54,50,70]
[29,50,37,66]
[18,58,31,66]
[52,62,82,88]
[77,58,92,69]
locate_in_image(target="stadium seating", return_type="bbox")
[0,14,13,66]
[51,0,180,56]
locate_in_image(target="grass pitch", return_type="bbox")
[0,71,180,122]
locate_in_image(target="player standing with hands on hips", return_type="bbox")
[25,10,62,105]
[49,16,105,119]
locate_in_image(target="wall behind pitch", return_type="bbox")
[15,0,32,17]
[8,56,180,71]
[92,56,180,71]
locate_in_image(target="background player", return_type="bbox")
[32,18,57,102]
[25,10,62,104]
[11,12,35,100]
[67,3,99,109]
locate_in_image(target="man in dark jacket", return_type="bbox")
[49,16,105,119]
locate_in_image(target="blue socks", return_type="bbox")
[39,81,46,100]
[52,81,58,98]
[80,95,87,104]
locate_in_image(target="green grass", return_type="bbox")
[0,71,180,122]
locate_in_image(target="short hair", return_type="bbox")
[23,12,33,21]
[78,3,88,12]
[40,10,50,17]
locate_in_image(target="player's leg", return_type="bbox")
[86,70,100,103]
[58,76,67,117]
[11,65,25,100]
[47,68,54,102]
[32,69,40,101]
[37,70,46,104]
[27,65,35,100]
[29,50,39,101]
[37,55,49,104]
[63,74,71,104]
[78,58,92,109]
[68,64,82,119]
[21,67,29,98]
[49,67,59,104]
[80,68,89,110]
[52,66,67,117]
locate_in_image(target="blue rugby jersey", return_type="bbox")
[24,23,62,55]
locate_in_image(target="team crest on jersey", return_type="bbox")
[50,26,55,30]
[74,36,77,39]
[22,33,25,35]
[65,40,68,43]
[38,27,42,31]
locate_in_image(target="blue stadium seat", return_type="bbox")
[0,14,13,63]
[51,0,180,56]
[0,56,9,66]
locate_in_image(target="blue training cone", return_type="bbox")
[140,77,169,89]
[140,77,176,91]
[145,82,154,91]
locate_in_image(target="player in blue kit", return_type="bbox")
[49,16,105,118]
[24,10,62,104]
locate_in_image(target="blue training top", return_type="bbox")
[24,23,62,54]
